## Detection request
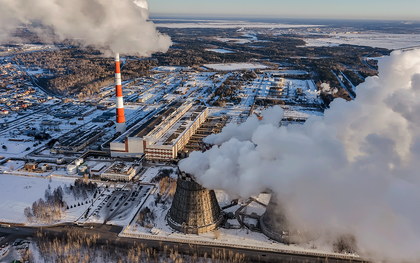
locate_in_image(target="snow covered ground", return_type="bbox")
[303,33,420,49]
[282,106,324,119]
[215,37,252,44]
[22,67,46,75]
[81,184,153,227]
[206,48,235,53]
[274,70,309,75]
[137,166,173,182]
[0,244,10,262]
[0,174,77,223]
[151,66,187,72]
[203,63,268,71]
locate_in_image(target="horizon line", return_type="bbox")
[149,13,420,22]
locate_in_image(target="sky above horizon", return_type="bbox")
[148,0,420,20]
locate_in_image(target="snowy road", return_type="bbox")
[340,71,356,93]
[331,70,355,100]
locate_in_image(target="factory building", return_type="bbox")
[53,125,105,153]
[110,101,209,161]
[167,170,224,234]
[100,161,142,182]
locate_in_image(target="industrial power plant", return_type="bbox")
[109,57,299,242]
[2,0,407,259]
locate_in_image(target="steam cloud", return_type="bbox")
[0,0,171,56]
[180,50,420,261]
[321,83,338,95]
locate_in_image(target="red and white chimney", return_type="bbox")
[115,53,126,133]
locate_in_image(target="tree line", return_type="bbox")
[34,229,249,263]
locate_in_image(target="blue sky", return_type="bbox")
[148,0,420,20]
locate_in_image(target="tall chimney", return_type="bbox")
[115,53,126,133]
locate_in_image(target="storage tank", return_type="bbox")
[67,165,77,175]
[41,164,48,172]
[78,165,88,173]
[75,158,83,166]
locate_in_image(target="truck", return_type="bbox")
[0,224,11,228]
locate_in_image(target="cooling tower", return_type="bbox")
[115,53,126,133]
[167,171,224,234]
[260,194,307,244]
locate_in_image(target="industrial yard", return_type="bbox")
[0,59,325,170]
[0,43,363,261]
[2,15,417,262]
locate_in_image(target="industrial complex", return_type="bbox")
[110,101,209,161]
[0,45,336,261]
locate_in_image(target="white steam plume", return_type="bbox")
[134,0,149,10]
[180,50,420,261]
[321,83,338,95]
[0,0,171,56]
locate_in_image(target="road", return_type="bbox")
[0,224,369,262]
[361,55,378,72]
[331,70,355,100]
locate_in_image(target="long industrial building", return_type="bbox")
[110,101,208,161]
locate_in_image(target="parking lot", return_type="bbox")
[83,184,153,226]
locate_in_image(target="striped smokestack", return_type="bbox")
[115,53,126,133]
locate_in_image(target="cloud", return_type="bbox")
[0,0,171,56]
[179,50,420,261]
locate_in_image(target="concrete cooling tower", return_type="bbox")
[167,171,224,234]
[260,194,307,244]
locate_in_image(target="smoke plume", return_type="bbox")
[321,83,338,95]
[0,0,171,56]
[179,50,420,261]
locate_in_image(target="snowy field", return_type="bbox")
[275,70,309,75]
[303,33,420,49]
[282,106,324,119]
[0,174,77,223]
[206,48,235,53]
[137,166,174,182]
[151,66,187,72]
[215,37,251,44]
[22,67,46,75]
[203,63,268,71]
